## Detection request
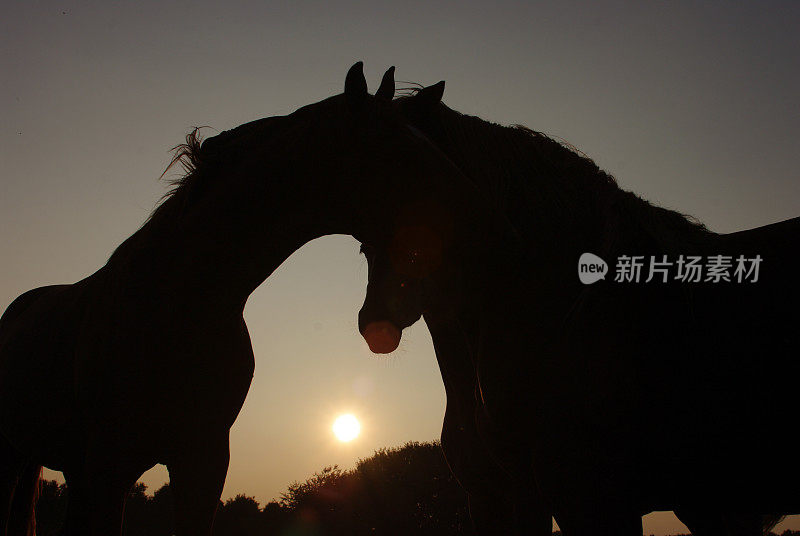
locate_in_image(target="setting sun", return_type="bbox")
[332,414,361,442]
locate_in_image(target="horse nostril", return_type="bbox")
[361,321,401,354]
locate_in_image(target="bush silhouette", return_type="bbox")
[276,441,473,535]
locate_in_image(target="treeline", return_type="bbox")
[33,442,800,535]
[35,441,476,535]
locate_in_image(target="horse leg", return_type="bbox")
[721,514,764,536]
[513,492,552,536]
[556,509,642,536]
[440,415,517,534]
[6,463,41,536]
[0,475,14,536]
[467,490,517,535]
[167,432,230,536]
[674,508,765,536]
[0,435,26,536]
[61,454,143,536]
[469,491,552,535]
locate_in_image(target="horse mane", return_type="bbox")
[402,97,711,254]
[105,111,306,266]
[107,128,215,264]
[160,128,206,203]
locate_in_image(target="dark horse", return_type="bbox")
[357,81,798,535]
[0,64,488,535]
[360,237,553,536]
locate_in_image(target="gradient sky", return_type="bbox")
[2,2,798,533]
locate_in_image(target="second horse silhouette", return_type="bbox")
[357,75,797,535]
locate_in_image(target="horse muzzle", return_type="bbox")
[360,320,402,354]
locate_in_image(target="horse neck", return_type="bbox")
[106,172,345,312]
[424,139,598,318]
[426,112,713,266]
[427,120,613,260]
[424,120,713,346]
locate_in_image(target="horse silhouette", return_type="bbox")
[359,238,552,535]
[0,63,487,536]
[357,81,798,535]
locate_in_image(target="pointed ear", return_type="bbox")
[410,81,445,110]
[375,66,395,101]
[345,61,368,109]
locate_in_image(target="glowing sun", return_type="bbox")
[332,414,361,442]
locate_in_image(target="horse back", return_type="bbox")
[645,216,800,509]
[689,216,800,358]
[719,215,800,252]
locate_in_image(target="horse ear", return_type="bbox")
[345,61,368,109]
[410,81,445,110]
[375,66,395,101]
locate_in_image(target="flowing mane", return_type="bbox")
[160,128,207,207]
[107,114,293,265]
[106,129,210,264]
[400,97,712,255]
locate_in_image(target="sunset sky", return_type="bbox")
[2,2,798,533]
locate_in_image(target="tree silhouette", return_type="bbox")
[277,441,474,535]
[146,483,176,535]
[213,494,263,536]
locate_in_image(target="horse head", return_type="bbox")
[179,63,462,228]
[357,208,446,353]
[143,63,488,301]
[354,77,511,355]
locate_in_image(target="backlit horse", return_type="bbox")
[357,81,798,535]
[0,64,485,536]
[359,227,552,536]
